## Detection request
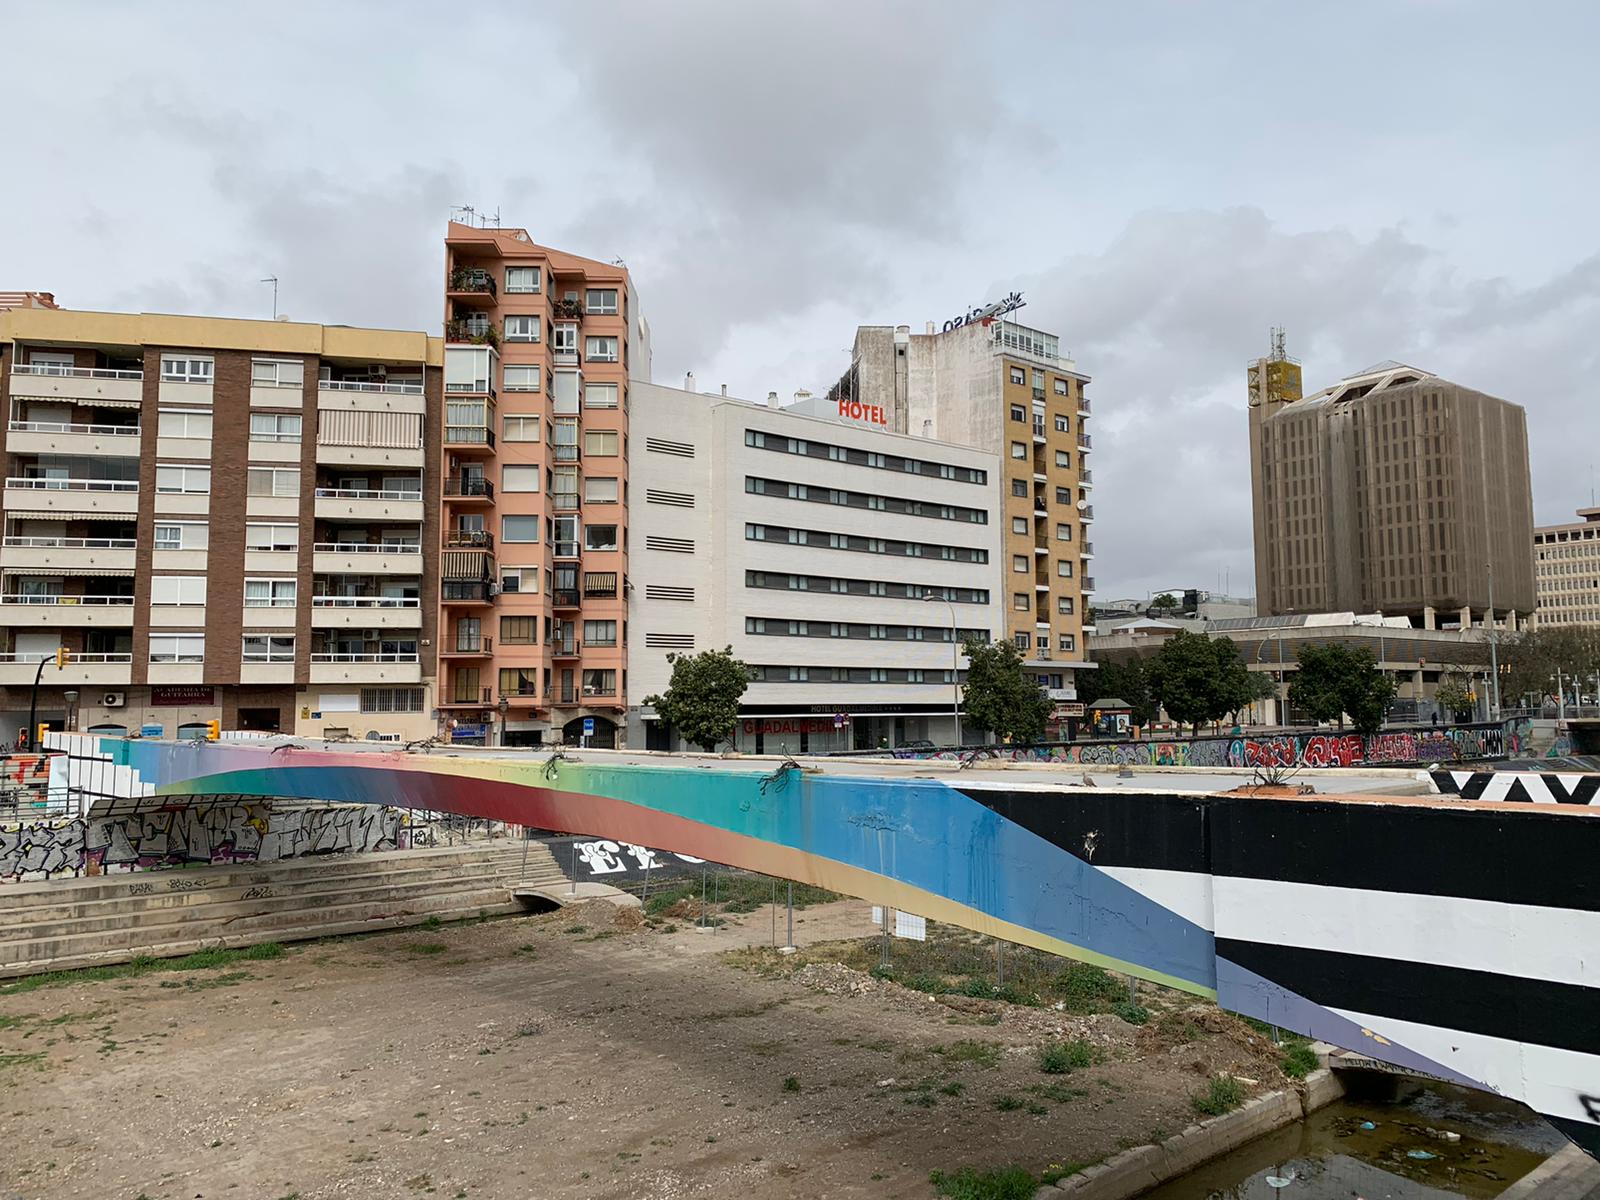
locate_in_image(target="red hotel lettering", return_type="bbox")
[836,399,887,425]
[742,718,833,736]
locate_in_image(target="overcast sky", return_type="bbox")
[7,1,1597,601]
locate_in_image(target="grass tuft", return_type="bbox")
[1038,1039,1094,1074]
[0,943,284,995]
[1192,1073,1246,1116]
[928,1165,1037,1200]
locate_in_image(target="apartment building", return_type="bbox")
[627,380,1003,753]
[1247,354,1536,627]
[825,313,1093,730]
[0,306,441,743]
[439,222,651,747]
[1534,506,1600,628]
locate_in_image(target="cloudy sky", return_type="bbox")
[7,1,1597,601]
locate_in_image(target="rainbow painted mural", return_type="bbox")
[55,735,1600,1157]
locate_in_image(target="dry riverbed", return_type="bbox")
[0,896,1297,1199]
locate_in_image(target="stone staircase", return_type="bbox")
[0,839,570,978]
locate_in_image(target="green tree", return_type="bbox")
[1086,658,1157,726]
[1209,637,1265,728]
[1146,630,1231,732]
[1288,642,1396,734]
[961,638,1052,744]
[1502,626,1600,708]
[1150,592,1180,612]
[1434,670,1475,721]
[642,646,750,752]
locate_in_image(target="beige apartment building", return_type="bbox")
[1534,506,1600,628]
[827,311,1093,731]
[1248,355,1535,628]
[439,222,651,747]
[0,306,441,743]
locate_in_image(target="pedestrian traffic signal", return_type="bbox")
[205,719,220,741]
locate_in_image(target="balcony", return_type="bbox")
[0,535,138,573]
[552,589,580,609]
[0,594,136,627]
[553,540,580,560]
[0,651,134,687]
[447,267,498,305]
[443,476,495,502]
[553,444,579,463]
[444,529,494,550]
[4,477,139,516]
[310,596,423,629]
[439,685,492,709]
[551,491,579,512]
[443,424,496,453]
[441,636,494,658]
[1031,421,1046,444]
[312,542,422,575]
[1078,434,1092,450]
[445,319,500,348]
[1078,396,1091,416]
[314,486,424,523]
[1080,541,1095,558]
[551,636,580,659]
[1079,504,1095,521]
[308,653,422,685]
[8,363,143,405]
[442,580,494,605]
[1082,576,1096,593]
[1032,536,1049,555]
[1032,386,1046,401]
[1079,469,1093,487]
[7,420,141,458]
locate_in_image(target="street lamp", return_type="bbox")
[496,696,509,747]
[923,593,962,747]
[63,690,79,734]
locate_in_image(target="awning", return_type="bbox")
[9,391,143,409]
[3,567,138,578]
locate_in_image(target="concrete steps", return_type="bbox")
[0,839,572,978]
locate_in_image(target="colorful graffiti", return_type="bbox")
[0,803,401,882]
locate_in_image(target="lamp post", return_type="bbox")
[63,690,79,734]
[496,696,509,747]
[923,593,962,747]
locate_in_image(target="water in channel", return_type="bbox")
[1141,1082,1567,1199]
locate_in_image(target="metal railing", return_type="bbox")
[1077,396,1091,413]
[553,444,579,462]
[551,637,580,656]
[551,491,579,510]
[310,596,421,608]
[5,477,138,492]
[553,541,580,558]
[1079,469,1093,484]
[318,379,424,396]
[445,319,498,345]
[8,420,140,436]
[1080,541,1094,556]
[1078,434,1092,450]
[0,593,134,605]
[11,364,142,380]
[1079,504,1094,520]
[2,536,137,549]
[444,685,493,705]
[444,530,494,549]
[1082,576,1096,591]
[444,424,496,448]
[442,581,493,602]
[553,589,580,607]
[314,486,422,501]
[449,636,493,654]
[312,541,421,555]
[0,651,132,663]
[444,476,495,499]
[310,652,420,663]
[448,269,498,297]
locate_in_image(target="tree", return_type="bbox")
[1288,643,1396,734]
[1086,658,1157,726]
[1210,638,1265,728]
[642,646,750,752]
[1434,670,1475,721]
[961,638,1052,744]
[1502,626,1600,708]
[1150,593,1180,613]
[1146,630,1231,732]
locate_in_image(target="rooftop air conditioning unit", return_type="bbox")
[371,364,387,377]
[102,691,126,708]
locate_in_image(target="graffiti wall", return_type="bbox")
[863,723,1509,769]
[0,803,401,883]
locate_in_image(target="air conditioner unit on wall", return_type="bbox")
[102,692,126,708]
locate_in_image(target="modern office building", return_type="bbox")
[438,222,651,747]
[1247,354,1535,627]
[0,305,441,743]
[1533,506,1600,628]
[824,312,1093,727]
[627,381,1003,753]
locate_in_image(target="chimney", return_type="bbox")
[925,321,935,335]
[793,388,812,405]
[720,383,728,396]
[684,370,696,392]
[767,391,780,408]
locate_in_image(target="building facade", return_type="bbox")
[438,222,651,747]
[627,381,1003,753]
[1533,506,1600,628]
[827,315,1093,726]
[0,306,441,744]
[1248,357,1535,627]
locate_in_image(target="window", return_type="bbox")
[1056,486,1072,505]
[1054,415,1070,433]
[584,430,618,456]
[584,336,619,362]
[505,266,540,294]
[151,576,207,606]
[150,633,205,663]
[1009,366,1025,385]
[1011,517,1028,535]
[503,414,541,441]
[252,359,305,387]
[1012,555,1028,573]
[584,619,617,646]
[503,515,540,543]
[1032,369,1045,389]
[246,523,297,552]
[1010,442,1026,459]
[1057,560,1074,578]
[584,476,619,504]
[500,616,537,645]
[247,467,300,497]
[157,410,213,439]
[583,382,619,411]
[501,466,539,492]
[1010,404,1026,422]
[499,667,538,697]
[250,412,302,442]
[242,634,295,663]
[504,314,540,342]
[500,566,530,594]
[503,365,541,392]
[584,288,619,314]
[160,356,213,383]
[582,668,617,696]
[361,686,425,713]
[156,466,211,494]
[1054,378,1068,396]
[1054,450,1071,468]
[1057,596,1075,615]
[154,522,208,551]
[1012,631,1030,649]
[1058,634,1077,653]
[1011,479,1029,497]
[1056,523,1073,542]
[551,324,577,353]
[244,578,296,607]
[1013,593,1030,611]
[584,524,618,551]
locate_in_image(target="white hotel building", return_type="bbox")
[627,381,1003,754]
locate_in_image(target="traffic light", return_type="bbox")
[36,723,49,746]
[55,646,70,669]
[205,719,220,741]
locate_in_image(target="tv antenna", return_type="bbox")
[260,276,279,320]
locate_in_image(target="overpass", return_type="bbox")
[45,733,1600,1158]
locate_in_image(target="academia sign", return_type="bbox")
[942,291,1025,333]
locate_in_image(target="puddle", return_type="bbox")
[1140,1082,1568,1199]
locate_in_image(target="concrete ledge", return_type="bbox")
[513,881,640,909]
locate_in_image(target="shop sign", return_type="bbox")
[835,397,888,425]
[942,291,1025,333]
[742,717,835,736]
[149,686,215,707]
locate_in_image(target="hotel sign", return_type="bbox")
[942,291,1025,333]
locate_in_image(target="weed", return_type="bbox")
[418,916,443,931]
[409,943,448,956]
[0,943,284,995]
[562,925,587,935]
[514,944,536,956]
[1192,1074,1246,1116]
[932,1040,1001,1069]
[1111,1000,1150,1025]
[1281,1044,1320,1080]
[1038,1039,1093,1074]
[1034,1082,1088,1103]
[938,1080,965,1096]
[0,1052,47,1072]
[1149,1125,1170,1142]
[1041,1163,1089,1185]
[992,1095,1024,1111]
[904,1092,937,1107]
[781,1075,800,1093]
[1026,1102,1048,1116]
[0,1014,33,1031]
[1053,962,1123,1012]
[929,1165,1037,1200]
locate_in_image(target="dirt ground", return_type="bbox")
[0,898,1292,1200]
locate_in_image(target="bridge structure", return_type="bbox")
[43,733,1600,1158]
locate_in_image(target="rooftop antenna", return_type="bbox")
[260,276,278,320]
[1270,326,1287,361]
[451,204,477,227]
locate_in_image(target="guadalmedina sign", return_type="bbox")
[943,291,1025,333]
